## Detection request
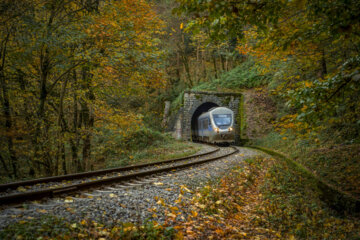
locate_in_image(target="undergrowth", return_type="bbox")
[252,131,360,198]
[104,140,200,169]
[261,156,359,239]
[92,129,200,170]
[172,156,360,239]
[0,216,175,240]
[192,59,271,91]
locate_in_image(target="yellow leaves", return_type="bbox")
[191,210,198,217]
[180,22,184,29]
[153,182,163,186]
[174,231,184,239]
[156,197,165,206]
[167,212,177,218]
[109,193,116,198]
[148,206,157,213]
[64,196,74,203]
[175,194,183,204]
[198,204,206,209]
[180,185,191,194]
[170,206,179,211]
[36,209,47,214]
[17,186,27,192]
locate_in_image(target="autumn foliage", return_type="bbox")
[0,0,165,180]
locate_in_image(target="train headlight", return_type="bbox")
[228,127,233,132]
[214,127,219,133]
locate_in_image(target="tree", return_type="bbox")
[175,0,360,139]
[0,0,166,180]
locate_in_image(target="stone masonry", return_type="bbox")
[171,90,243,144]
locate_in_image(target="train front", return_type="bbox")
[209,107,235,143]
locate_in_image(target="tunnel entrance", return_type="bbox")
[191,102,219,140]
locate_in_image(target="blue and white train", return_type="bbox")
[194,107,235,144]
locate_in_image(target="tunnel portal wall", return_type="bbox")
[176,90,243,144]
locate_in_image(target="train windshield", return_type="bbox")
[213,114,231,126]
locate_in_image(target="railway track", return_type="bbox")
[0,146,238,207]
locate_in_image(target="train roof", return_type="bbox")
[198,107,233,119]
[209,107,233,114]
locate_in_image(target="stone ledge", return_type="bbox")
[184,90,243,96]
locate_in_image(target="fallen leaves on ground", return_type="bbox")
[164,156,360,239]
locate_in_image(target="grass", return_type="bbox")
[0,215,175,240]
[260,156,360,239]
[192,58,271,92]
[104,140,201,168]
[251,131,360,199]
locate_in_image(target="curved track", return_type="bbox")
[0,147,219,193]
[0,146,238,206]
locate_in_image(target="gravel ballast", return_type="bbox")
[0,144,261,230]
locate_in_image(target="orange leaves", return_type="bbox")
[236,44,252,56]
[190,210,198,218]
[164,158,276,239]
[304,81,313,88]
[88,0,166,99]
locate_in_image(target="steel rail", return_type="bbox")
[0,147,238,206]
[0,147,220,192]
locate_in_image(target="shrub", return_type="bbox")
[193,58,271,91]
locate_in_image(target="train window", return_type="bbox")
[213,114,231,126]
[203,119,207,129]
[207,118,212,130]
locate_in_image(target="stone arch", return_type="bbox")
[190,102,219,139]
[170,90,243,144]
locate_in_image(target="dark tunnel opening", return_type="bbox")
[191,102,219,140]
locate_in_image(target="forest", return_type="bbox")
[0,0,359,239]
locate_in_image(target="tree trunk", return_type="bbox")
[320,49,327,78]
[0,32,18,177]
[32,48,50,176]
[71,69,81,172]
[182,53,193,87]
[81,67,94,171]
[220,54,225,72]
[202,50,207,80]
[212,50,218,79]
[56,74,69,175]
[0,154,11,178]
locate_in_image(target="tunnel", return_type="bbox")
[191,102,219,140]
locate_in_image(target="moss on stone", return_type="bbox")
[221,96,232,106]
[238,94,247,143]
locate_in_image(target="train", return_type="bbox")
[194,107,235,144]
